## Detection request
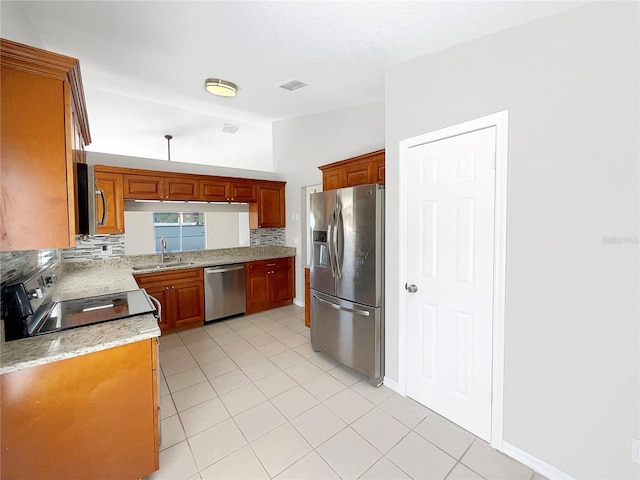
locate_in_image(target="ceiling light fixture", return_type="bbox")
[205,78,237,97]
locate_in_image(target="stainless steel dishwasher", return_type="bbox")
[204,264,246,322]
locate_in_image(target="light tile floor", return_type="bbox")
[146,305,544,480]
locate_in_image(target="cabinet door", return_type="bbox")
[124,174,164,200]
[251,183,286,228]
[1,340,158,479]
[230,181,257,202]
[375,162,385,185]
[95,170,125,234]
[171,281,204,330]
[304,267,311,328]
[142,284,170,332]
[200,179,229,201]
[322,168,343,190]
[0,67,73,250]
[268,268,292,305]
[165,177,199,201]
[344,162,373,187]
[246,272,269,314]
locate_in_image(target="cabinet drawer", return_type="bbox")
[246,257,291,274]
[134,267,203,286]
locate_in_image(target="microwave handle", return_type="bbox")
[96,189,107,226]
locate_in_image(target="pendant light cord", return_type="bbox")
[165,134,172,161]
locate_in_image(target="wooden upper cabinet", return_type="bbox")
[0,39,90,251]
[200,178,256,203]
[165,177,199,200]
[94,167,124,234]
[123,174,163,200]
[123,174,199,201]
[229,181,257,203]
[319,149,385,190]
[249,182,286,229]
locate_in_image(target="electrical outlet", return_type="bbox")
[632,438,640,464]
[100,245,112,256]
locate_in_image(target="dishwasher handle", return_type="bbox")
[205,265,245,274]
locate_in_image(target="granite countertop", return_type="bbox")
[1,245,296,374]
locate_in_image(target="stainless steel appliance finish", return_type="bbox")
[204,264,246,322]
[76,163,106,236]
[310,184,384,386]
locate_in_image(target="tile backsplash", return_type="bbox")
[0,249,58,285]
[250,228,286,246]
[59,228,286,262]
[61,235,126,262]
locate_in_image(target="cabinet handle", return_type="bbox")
[266,263,276,267]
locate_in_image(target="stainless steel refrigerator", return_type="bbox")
[310,183,384,386]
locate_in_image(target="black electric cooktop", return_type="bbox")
[31,289,157,336]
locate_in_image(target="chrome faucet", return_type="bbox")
[160,237,167,263]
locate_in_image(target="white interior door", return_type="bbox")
[405,126,496,441]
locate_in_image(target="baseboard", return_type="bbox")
[502,442,574,480]
[293,299,304,308]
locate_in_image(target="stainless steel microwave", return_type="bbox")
[76,163,106,236]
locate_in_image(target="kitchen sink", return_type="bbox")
[132,261,195,271]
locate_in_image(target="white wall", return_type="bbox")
[206,212,239,249]
[124,212,154,254]
[273,101,385,305]
[385,3,639,479]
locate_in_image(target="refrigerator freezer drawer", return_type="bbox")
[310,290,384,386]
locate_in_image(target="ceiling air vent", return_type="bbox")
[278,79,308,91]
[222,124,239,134]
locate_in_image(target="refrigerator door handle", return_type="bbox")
[327,205,337,277]
[312,293,371,317]
[334,203,343,279]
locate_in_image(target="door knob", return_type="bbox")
[405,283,418,293]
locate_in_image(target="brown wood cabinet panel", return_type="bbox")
[246,273,270,313]
[172,282,205,329]
[230,181,257,203]
[200,179,257,203]
[134,268,204,333]
[165,177,199,201]
[123,174,163,199]
[143,284,171,331]
[344,162,373,187]
[249,182,286,229]
[376,162,386,185]
[0,39,90,251]
[200,179,229,201]
[95,168,125,234]
[304,267,311,328]
[322,169,342,191]
[1,340,158,479]
[245,257,294,314]
[318,149,385,191]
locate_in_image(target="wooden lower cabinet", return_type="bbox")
[135,268,204,333]
[0,339,159,480]
[304,266,311,328]
[245,257,295,314]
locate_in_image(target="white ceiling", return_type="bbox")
[2,1,586,172]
